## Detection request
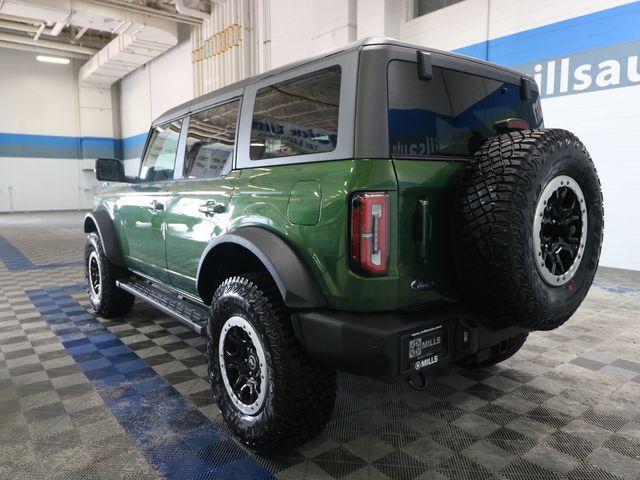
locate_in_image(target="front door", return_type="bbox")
[118,119,183,283]
[165,98,242,294]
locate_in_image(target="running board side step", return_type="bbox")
[116,277,209,335]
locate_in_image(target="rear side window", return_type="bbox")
[184,99,240,179]
[388,60,542,158]
[139,119,183,181]
[250,65,341,160]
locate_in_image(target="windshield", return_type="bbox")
[388,60,543,158]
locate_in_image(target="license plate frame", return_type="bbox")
[401,324,447,373]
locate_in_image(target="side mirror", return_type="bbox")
[95,158,127,182]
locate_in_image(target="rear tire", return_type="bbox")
[84,233,134,318]
[454,129,604,331]
[207,273,337,454]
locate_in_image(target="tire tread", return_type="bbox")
[207,273,336,454]
[454,129,603,330]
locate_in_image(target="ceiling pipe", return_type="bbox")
[72,24,87,41]
[0,7,71,41]
[174,0,209,20]
[0,18,38,33]
[44,19,66,37]
[32,21,44,40]
[0,39,90,58]
[0,11,50,27]
[81,0,202,25]
[39,11,72,38]
[0,30,97,54]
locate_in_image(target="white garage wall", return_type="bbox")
[0,23,192,210]
[398,0,636,51]
[269,0,357,68]
[0,48,101,212]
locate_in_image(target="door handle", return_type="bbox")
[198,200,226,216]
[147,199,164,212]
[418,198,430,263]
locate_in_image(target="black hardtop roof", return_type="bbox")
[152,36,532,127]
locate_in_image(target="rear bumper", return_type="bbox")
[292,305,527,383]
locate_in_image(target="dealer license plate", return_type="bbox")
[402,325,447,373]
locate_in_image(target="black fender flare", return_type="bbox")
[196,227,327,309]
[83,209,125,266]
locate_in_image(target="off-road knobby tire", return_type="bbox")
[84,232,135,318]
[206,273,337,454]
[454,129,604,331]
[457,333,528,368]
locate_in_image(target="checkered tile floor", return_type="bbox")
[1,211,639,480]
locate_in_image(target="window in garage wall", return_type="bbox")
[413,0,466,18]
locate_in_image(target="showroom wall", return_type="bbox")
[0,24,192,210]
[0,48,115,212]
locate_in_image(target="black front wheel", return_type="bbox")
[207,273,337,454]
[84,233,134,318]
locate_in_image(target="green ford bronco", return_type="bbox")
[84,37,604,453]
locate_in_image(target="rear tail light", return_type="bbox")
[350,192,390,276]
[494,117,530,132]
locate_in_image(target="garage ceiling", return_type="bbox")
[0,0,212,86]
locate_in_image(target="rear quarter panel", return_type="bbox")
[230,159,402,311]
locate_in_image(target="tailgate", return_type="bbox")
[393,159,464,307]
[387,57,542,309]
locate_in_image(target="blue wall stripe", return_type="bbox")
[0,132,81,159]
[120,132,148,160]
[0,132,147,160]
[27,283,274,480]
[454,1,640,65]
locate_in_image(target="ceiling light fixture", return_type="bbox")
[36,55,70,65]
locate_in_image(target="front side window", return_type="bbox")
[388,60,542,158]
[139,120,182,181]
[250,65,341,160]
[183,99,240,179]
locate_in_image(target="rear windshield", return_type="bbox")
[388,60,542,158]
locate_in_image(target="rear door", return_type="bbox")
[387,59,543,303]
[118,119,184,283]
[165,98,242,294]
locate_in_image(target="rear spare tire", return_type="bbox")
[454,129,603,331]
